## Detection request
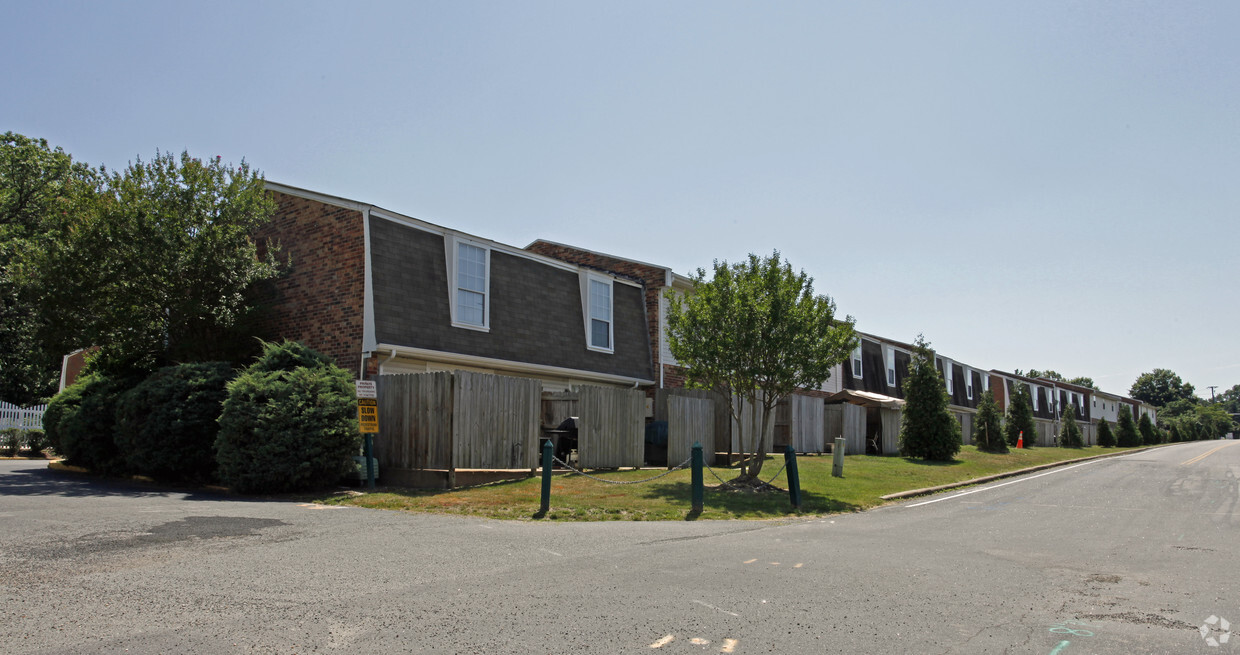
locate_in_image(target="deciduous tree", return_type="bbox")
[1129,369,1196,408]
[666,251,856,480]
[1059,404,1083,448]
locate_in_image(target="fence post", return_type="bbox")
[691,441,704,512]
[539,439,553,516]
[832,437,845,478]
[784,445,801,509]
[364,434,376,489]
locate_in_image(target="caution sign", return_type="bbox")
[358,398,379,434]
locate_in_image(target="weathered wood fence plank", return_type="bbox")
[577,385,644,468]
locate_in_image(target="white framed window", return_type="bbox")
[447,237,490,331]
[1030,384,1039,411]
[965,367,974,400]
[944,361,954,395]
[851,344,863,379]
[885,347,896,387]
[586,275,613,352]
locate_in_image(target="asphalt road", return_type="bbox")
[1,440,1237,654]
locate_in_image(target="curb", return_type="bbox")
[879,445,1168,501]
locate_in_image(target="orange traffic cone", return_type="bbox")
[1017,431,1024,449]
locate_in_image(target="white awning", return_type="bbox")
[825,389,906,410]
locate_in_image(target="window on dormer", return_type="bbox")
[885,347,896,386]
[852,344,863,379]
[588,277,612,352]
[448,238,490,331]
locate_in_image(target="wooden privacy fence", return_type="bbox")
[375,371,541,472]
[0,401,46,430]
[825,403,866,456]
[576,385,645,469]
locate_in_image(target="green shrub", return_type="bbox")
[1097,418,1115,447]
[215,341,360,494]
[1,429,19,457]
[1003,384,1037,448]
[1137,413,1159,446]
[54,373,137,473]
[897,336,961,461]
[23,429,47,456]
[972,389,1007,453]
[1115,406,1140,447]
[115,362,235,483]
[43,380,90,456]
[1059,405,1083,448]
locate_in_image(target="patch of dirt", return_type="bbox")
[1173,545,1216,552]
[714,477,784,493]
[1078,612,1196,631]
[1086,573,1122,584]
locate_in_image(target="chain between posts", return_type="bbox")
[551,456,692,485]
[701,458,789,487]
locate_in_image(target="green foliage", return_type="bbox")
[898,336,961,461]
[43,377,89,456]
[215,341,360,494]
[0,133,96,405]
[23,429,46,455]
[1,428,19,456]
[1059,405,1083,448]
[972,389,1007,453]
[1003,383,1037,448]
[27,150,282,375]
[1115,405,1140,447]
[665,251,856,478]
[114,362,235,482]
[1129,368,1196,408]
[1193,403,1233,439]
[1166,421,1182,443]
[1096,418,1115,447]
[53,372,139,473]
[1137,413,1158,445]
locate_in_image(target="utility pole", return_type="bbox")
[1208,386,1218,403]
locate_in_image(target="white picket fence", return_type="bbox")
[0,401,47,430]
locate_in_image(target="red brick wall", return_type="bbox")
[525,241,667,380]
[255,191,366,375]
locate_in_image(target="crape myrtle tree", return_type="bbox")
[27,151,283,375]
[1097,418,1115,447]
[1004,383,1037,448]
[898,336,961,461]
[972,389,1007,453]
[666,251,856,481]
[1059,404,1083,448]
[1115,405,1140,447]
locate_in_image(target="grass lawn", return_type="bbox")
[320,445,1147,521]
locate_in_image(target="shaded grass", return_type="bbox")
[320,445,1144,521]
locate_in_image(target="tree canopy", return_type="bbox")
[666,251,856,480]
[24,150,282,375]
[0,133,95,404]
[1129,368,1196,408]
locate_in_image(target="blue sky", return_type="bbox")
[4,1,1237,398]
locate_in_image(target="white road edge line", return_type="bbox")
[905,453,1142,508]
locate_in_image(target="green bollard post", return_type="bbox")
[691,442,704,513]
[365,434,376,489]
[539,439,553,516]
[784,445,801,509]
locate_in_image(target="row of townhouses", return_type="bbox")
[253,182,1155,456]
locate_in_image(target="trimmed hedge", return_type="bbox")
[1,429,19,457]
[51,373,136,473]
[23,429,47,456]
[215,341,360,494]
[115,362,235,482]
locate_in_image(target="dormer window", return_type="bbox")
[851,344,863,378]
[885,347,896,386]
[447,238,490,331]
[588,276,613,352]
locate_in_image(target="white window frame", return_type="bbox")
[965,367,974,400]
[1030,384,1039,411]
[943,360,954,395]
[583,273,614,354]
[884,346,896,387]
[446,237,490,332]
[851,344,863,379]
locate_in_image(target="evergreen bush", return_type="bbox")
[1115,406,1140,447]
[114,362,235,482]
[215,341,360,494]
[1059,405,1083,448]
[1,429,19,456]
[1137,413,1158,446]
[1097,418,1115,447]
[55,373,137,473]
[972,389,1007,453]
[1003,383,1037,448]
[1167,422,1182,443]
[23,429,47,456]
[898,336,961,461]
